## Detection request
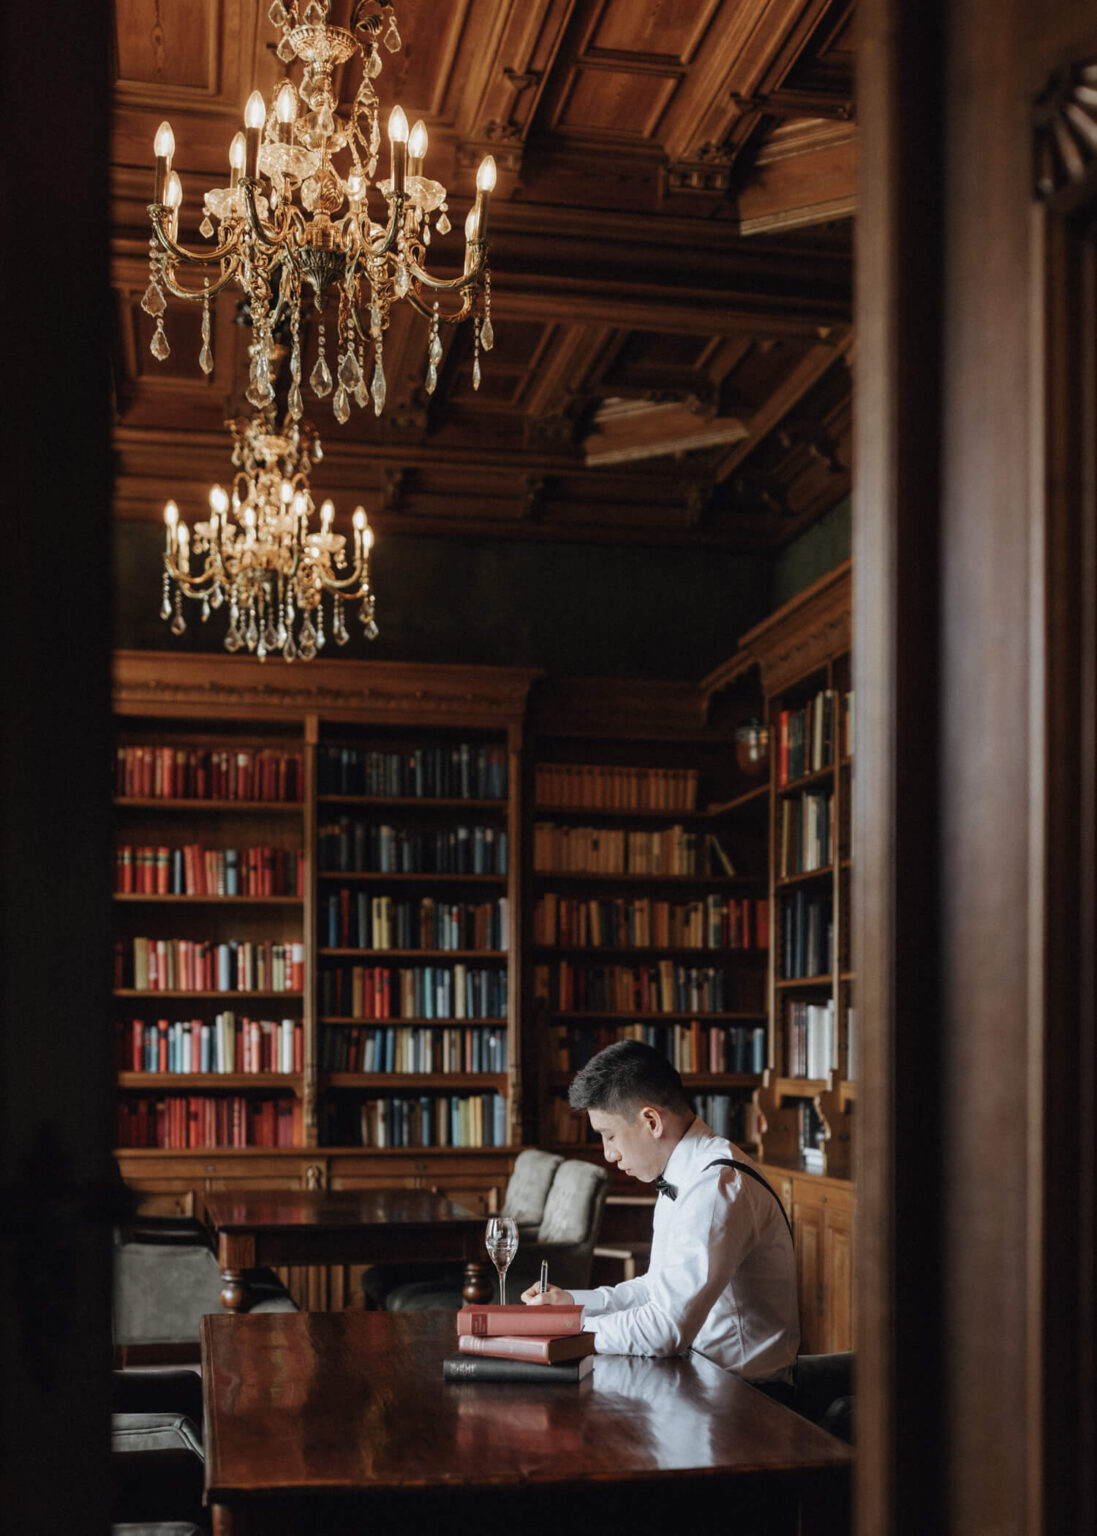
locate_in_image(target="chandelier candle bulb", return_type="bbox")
[472,155,496,240]
[388,105,409,196]
[153,121,175,202]
[229,132,246,189]
[164,172,182,239]
[275,80,298,142]
[244,91,266,178]
[408,118,428,174]
[163,500,179,553]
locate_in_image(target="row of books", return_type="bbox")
[318,1024,508,1074]
[536,960,743,1015]
[318,742,508,800]
[533,824,733,877]
[116,844,304,897]
[694,1093,764,1145]
[318,963,508,1020]
[318,820,508,875]
[116,938,305,994]
[779,890,834,980]
[546,1090,756,1146]
[116,1094,300,1149]
[116,745,304,802]
[785,999,835,1079]
[777,792,834,879]
[775,689,840,786]
[323,1092,507,1148]
[118,1015,303,1075]
[548,1021,767,1075]
[533,893,768,951]
[799,1099,828,1171]
[321,892,508,952]
[534,763,699,812]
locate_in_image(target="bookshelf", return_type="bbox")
[527,677,772,1161]
[716,561,855,1180]
[113,726,309,1154]
[111,655,539,1269]
[314,722,516,1153]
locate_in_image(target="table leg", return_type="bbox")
[462,1261,494,1305]
[219,1269,251,1313]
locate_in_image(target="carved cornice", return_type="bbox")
[1035,58,1097,206]
[113,653,542,726]
[726,560,851,698]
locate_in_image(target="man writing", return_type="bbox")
[521,1039,799,1389]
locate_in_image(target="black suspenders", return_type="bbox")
[705,1158,794,1242]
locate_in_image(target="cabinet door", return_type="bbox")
[822,1201,855,1352]
[792,1193,826,1353]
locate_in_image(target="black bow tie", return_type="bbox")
[655,1176,677,1200]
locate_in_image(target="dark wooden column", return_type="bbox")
[0,5,115,1534]
[856,3,1097,1533]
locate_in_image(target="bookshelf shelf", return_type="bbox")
[114,989,305,999]
[319,1015,506,1026]
[532,872,753,887]
[533,944,767,959]
[115,798,303,813]
[776,764,835,796]
[546,1070,763,1090]
[704,784,770,817]
[535,804,708,821]
[113,894,304,905]
[775,1076,828,1099]
[319,948,507,960]
[541,1009,767,1022]
[775,866,834,891]
[117,1072,302,1092]
[317,871,506,885]
[317,795,506,810]
[324,1072,509,1091]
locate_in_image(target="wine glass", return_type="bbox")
[484,1215,518,1305]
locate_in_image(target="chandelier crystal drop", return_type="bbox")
[161,412,377,662]
[146,0,496,423]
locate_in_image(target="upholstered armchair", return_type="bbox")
[363,1150,610,1311]
[113,1215,297,1359]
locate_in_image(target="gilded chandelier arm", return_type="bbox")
[405,241,487,294]
[161,260,242,303]
[238,177,291,252]
[148,204,240,266]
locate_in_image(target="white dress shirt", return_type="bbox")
[570,1118,800,1381]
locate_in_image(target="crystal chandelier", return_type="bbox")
[144,0,496,425]
[161,412,377,662]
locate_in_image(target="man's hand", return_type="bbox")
[520,1281,575,1306]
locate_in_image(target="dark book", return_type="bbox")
[443,1352,595,1384]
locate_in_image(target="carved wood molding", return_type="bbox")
[1035,58,1097,206]
[732,560,852,697]
[113,652,542,726]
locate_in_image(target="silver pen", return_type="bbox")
[539,1259,549,1294]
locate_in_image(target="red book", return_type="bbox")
[456,1305,584,1338]
[457,1332,595,1364]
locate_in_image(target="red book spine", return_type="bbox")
[456,1305,584,1338]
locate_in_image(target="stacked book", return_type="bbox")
[443,1304,595,1383]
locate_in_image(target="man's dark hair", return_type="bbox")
[568,1040,690,1118]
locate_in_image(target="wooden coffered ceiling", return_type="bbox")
[111,0,855,550]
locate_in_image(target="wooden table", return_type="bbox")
[202,1188,492,1311]
[200,1310,852,1536]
